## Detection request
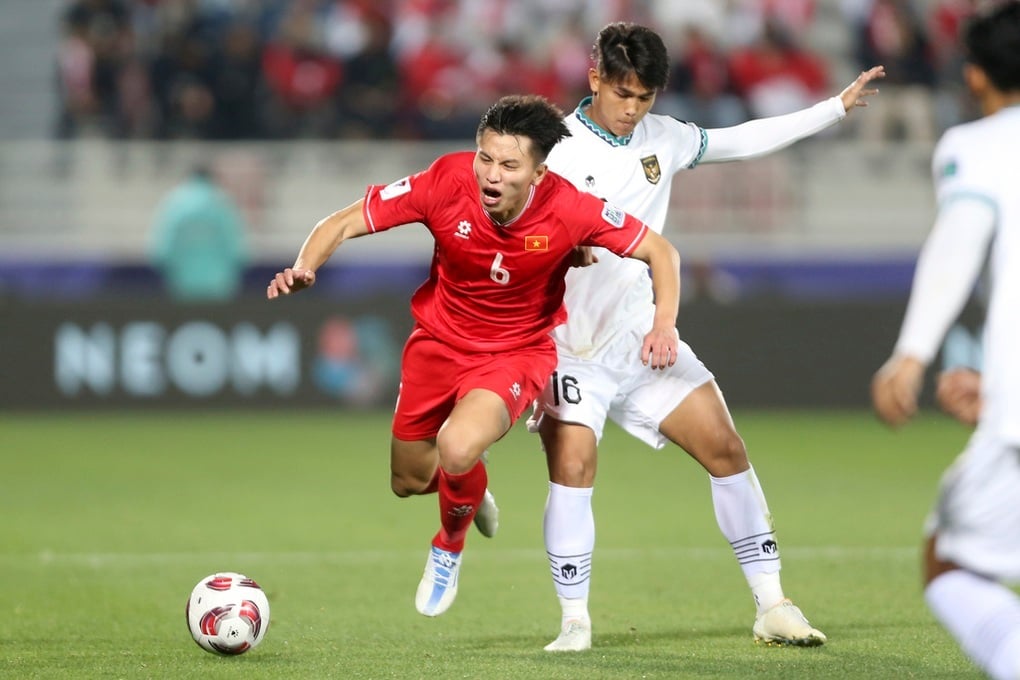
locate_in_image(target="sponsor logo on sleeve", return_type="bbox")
[601,202,625,228]
[380,176,412,200]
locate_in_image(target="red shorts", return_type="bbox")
[392,327,557,441]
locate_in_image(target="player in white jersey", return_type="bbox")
[872,4,1020,678]
[527,22,885,651]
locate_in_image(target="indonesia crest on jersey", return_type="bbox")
[543,104,704,357]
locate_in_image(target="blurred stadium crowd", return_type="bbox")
[56,0,979,142]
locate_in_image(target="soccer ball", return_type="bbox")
[186,572,270,655]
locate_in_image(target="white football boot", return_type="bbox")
[473,451,499,538]
[473,489,499,538]
[753,599,827,646]
[415,545,462,617]
[544,618,592,652]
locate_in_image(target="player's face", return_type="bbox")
[586,69,657,137]
[473,130,548,223]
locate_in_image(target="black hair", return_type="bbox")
[963,1,1020,93]
[592,22,669,90]
[476,95,571,163]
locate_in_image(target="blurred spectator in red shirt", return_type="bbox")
[851,0,937,142]
[928,0,979,129]
[488,39,564,104]
[55,0,132,138]
[656,25,747,128]
[753,0,816,33]
[728,19,828,118]
[56,6,99,138]
[397,13,483,138]
[332,12,403,138]
[723,0,816,48]
[544,16,592,106]
[261,3,343,138]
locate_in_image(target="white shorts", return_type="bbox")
[529,326,713,449]
[925,427,1020,583]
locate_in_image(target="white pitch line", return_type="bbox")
[0,545,917,569]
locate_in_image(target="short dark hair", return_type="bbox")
[963,1,1020,93]
[592,23,670,90]
[476,95,570,163]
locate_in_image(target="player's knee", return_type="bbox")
[435,430,481,475]
[390,468,435,497]
[701,430,749,476]
[548,451,596,486]
[721,432,748,461]
[390,473,418,497]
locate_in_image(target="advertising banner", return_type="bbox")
[1,294,974,410]
[0,296,413,410]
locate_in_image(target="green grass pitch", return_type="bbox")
[0,409,983,679]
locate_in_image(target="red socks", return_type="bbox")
[433,461,487,553]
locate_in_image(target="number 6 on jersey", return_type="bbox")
[490,252,510,285]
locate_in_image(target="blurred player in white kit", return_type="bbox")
[872,3,1020,678]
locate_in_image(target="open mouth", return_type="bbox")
[481,188,502,206]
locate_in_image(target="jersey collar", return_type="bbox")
[575,97,634,147]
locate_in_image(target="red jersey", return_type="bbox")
[363,151,649,352]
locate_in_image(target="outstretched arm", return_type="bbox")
[871,197,995,428]
[700,65,885,163]
[267,199,370,299]
[628,230,681,370]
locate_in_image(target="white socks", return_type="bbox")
[544,482,594,621]
[711,467,785,613]
[747,571,786,615]
[557,594,590,624]
[926,569,1020,680]
[546,470,789,622]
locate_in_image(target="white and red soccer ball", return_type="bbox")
[186,572,270,655]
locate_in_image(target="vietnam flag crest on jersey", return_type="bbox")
[524,235,548,251]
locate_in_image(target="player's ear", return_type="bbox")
[588,68,600,95]
[963,63,989,98]
[531,163,549,186]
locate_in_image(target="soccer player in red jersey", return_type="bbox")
[267,95,681,617]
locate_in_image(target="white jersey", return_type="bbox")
[532,96,845,443]
[895,105,1020,445]
[545,103,705,358]
[546,96,847,359]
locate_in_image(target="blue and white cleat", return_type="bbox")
[415,545,462,617]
